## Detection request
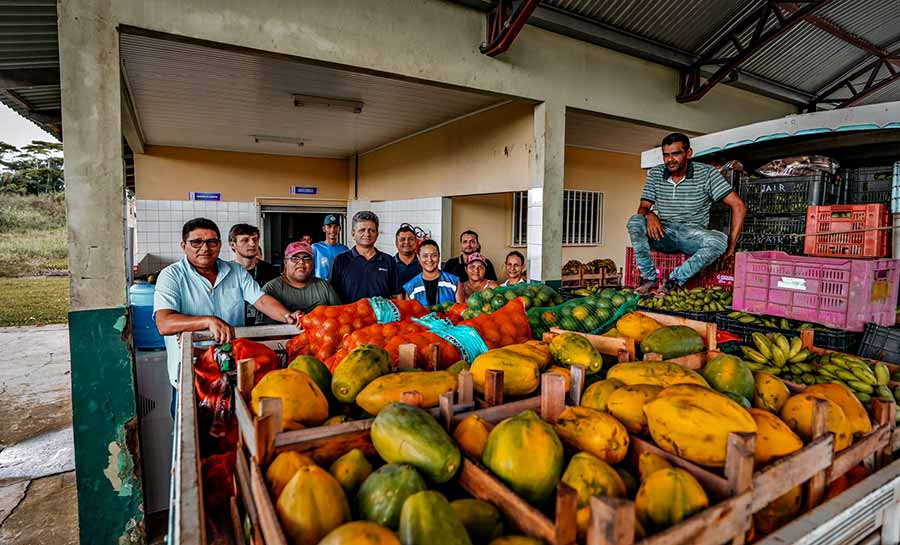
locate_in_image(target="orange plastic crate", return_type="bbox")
[803,203,890,258]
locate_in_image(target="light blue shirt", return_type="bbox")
[312,241,349,280]
[153,257,265,385]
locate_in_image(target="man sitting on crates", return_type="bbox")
[628,133,746,295]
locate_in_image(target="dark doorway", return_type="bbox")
[262,208,346,266]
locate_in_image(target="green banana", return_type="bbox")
[847,381,874,394]
[770,345,787,367]
[788,348,811,363]
[876,385,894,402]
[850,366,877,385]
[774,334,791,355]
[751,332,773,359]
[874,363,890,386]
[856,392,872,403]
[741,346,769,364]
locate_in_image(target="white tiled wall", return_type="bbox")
[135,199,258,274]
[369,197,445,254]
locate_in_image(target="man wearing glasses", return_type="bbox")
[256,241,341,324]
[154,218,302,389]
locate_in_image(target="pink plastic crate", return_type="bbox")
[732,251,900,332]
[625,247,733,289]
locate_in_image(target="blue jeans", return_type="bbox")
[627,214,728,285]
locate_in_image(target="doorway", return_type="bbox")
[261,205,347,266]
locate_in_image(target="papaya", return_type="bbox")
[580,378,623,411]
[488,537,544,545]
[548,332,604,375]
[616,312,662,342]
[470,351,540,396]
[506,341,554,370]
[356,371,457,415]
[805,383,872,438]
[607,361,709,389]
[288,355,333,401]
[399,491,472,545]
[605,384,661,433]
[561,452,626,508]
[644,384,757,467]
[702,354,755,401]
[447,360,470,375]
[451,499,504,543]
[640,326,704,360]
[554,406,630,464]
[332,344,392,403]
[356,464,427,529]
[371,403,461,483]
[319,521,401,545]
[329,448,373,496]
[748,408,803,466]
[638,452,672,481]
[251,368,329,429]
[277,465,351,545]
[780,393,852,451]
[576,507,591,542]
[754,486,801,535]
[546,366,572,391]
[754,372,790,413]
[325,414,352,426]
[725,391,752,408]
[482,410,564,505]
[616,467,639,497]
[453,414,493,459]
[266,451,315,498]
[635,468,709,530]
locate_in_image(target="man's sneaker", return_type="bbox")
[661,278,679,295]
[635,279,657,295]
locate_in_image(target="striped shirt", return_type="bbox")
[641,162,733,227]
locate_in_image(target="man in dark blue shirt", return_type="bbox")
[394,224,422,286]
[329,210,403,302]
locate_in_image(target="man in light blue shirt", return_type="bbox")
[154,218,301,388]
[312,214,349,280]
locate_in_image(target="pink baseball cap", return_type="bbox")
[285,241,313,258]
[466,252,487,266]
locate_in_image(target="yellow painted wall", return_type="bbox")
[358,101,534,200]
[134,145,350,202]
[450,193,517,281]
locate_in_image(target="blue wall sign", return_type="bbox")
[189,192,222,201]
[291,186,318,195]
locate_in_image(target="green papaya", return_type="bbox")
[328,448,372,496]
[289,355,338,409]
[356,464,427,529]
[447,360,470,375]
[399,491,472,545]
[450,499,504,543]
[702,354,755,401]
[548,332,603,375]
[371,403,461,483]
[640,326,704,360]
[332,344,392,403]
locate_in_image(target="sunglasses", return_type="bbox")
[186,238,221,249]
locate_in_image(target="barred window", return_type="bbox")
[511,190,603,246]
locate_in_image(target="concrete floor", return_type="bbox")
[0,324,78,545]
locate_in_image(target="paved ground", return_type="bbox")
[0,324,78,545]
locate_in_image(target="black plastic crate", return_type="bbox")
[739,172,840,216]
[857,322,900,364]
[844,165,895,206]
[708,206,731,235]
[716,314,862,353]
[638,304,723,324]
[738,216,806,255]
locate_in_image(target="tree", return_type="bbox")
[0,140,64,194]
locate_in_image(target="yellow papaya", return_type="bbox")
[503,341,553,370]
[548,332,604,375]
[319,521,401,545]
[546,365,572,391]
[329,448,373,496]
[780,393,852,451]
[607,361,709,389]
[325,414,352,426]
[470,348,541,396]
[554,406,630,464]
[635,468,709,530]
[561,451,626,508]
[453,414,494,459]
[606,384,661,434]
[638,452,672,481]
[805,383,872,438]
[753,372,790,413]
[580,378,623,411]
[754,486,801,535]
[615,312,662,342]
[266,451,315,498]
[277,465,351,545]
[356,371,457,415]
[644,385,757,467]
[332,344,392,403]
[251,368,329,430]
[748,408,803,466]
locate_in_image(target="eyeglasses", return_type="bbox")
[288,255,313,263]
[186,238,221,249]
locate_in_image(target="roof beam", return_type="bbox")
[806,52,900,111]
[781,3,900,65]
[677,0,835,103]
[479,0,539,57]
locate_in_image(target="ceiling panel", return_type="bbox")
[565,111,699,155]
[119,33,505,158]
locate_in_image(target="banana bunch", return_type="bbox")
[741,332,810,375]
[727,311,814,331]
[792,353,893,404]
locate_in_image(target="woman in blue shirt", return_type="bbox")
[403,239,459,306]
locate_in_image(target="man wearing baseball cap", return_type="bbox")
[312,214,349,280]
[257,240,341,323]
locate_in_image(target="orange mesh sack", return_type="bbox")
[285,331,311,360]
[325,320,427,371]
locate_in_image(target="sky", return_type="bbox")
[0,102,59,149]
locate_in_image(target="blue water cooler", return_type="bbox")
[129,282,165,350]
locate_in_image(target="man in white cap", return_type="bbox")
[258,241,341,323]
[312,214,349,280]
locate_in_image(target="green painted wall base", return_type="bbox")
[69,306,145,545]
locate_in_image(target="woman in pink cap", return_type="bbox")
[456,252,498,303]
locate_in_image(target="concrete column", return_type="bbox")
[527,102,566,285]
[59,1,145,543]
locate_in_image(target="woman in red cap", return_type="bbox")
[456,252,498,303]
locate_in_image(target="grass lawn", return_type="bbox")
[0,276,69,327]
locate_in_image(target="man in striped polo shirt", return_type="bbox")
[627,133,746,294]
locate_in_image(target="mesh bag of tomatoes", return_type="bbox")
[461,282,564,320]
[285,331,311,360]
[299,298,428,361]
[527,287,639,339]
[324,319,427,371]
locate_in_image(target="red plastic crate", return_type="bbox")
[624,247,733,289]
[732,250,900,332]
[804,203,890,258]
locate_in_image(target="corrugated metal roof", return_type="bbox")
[566,110,699,155]
[10,84,60,111]
[0,0,58,69]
